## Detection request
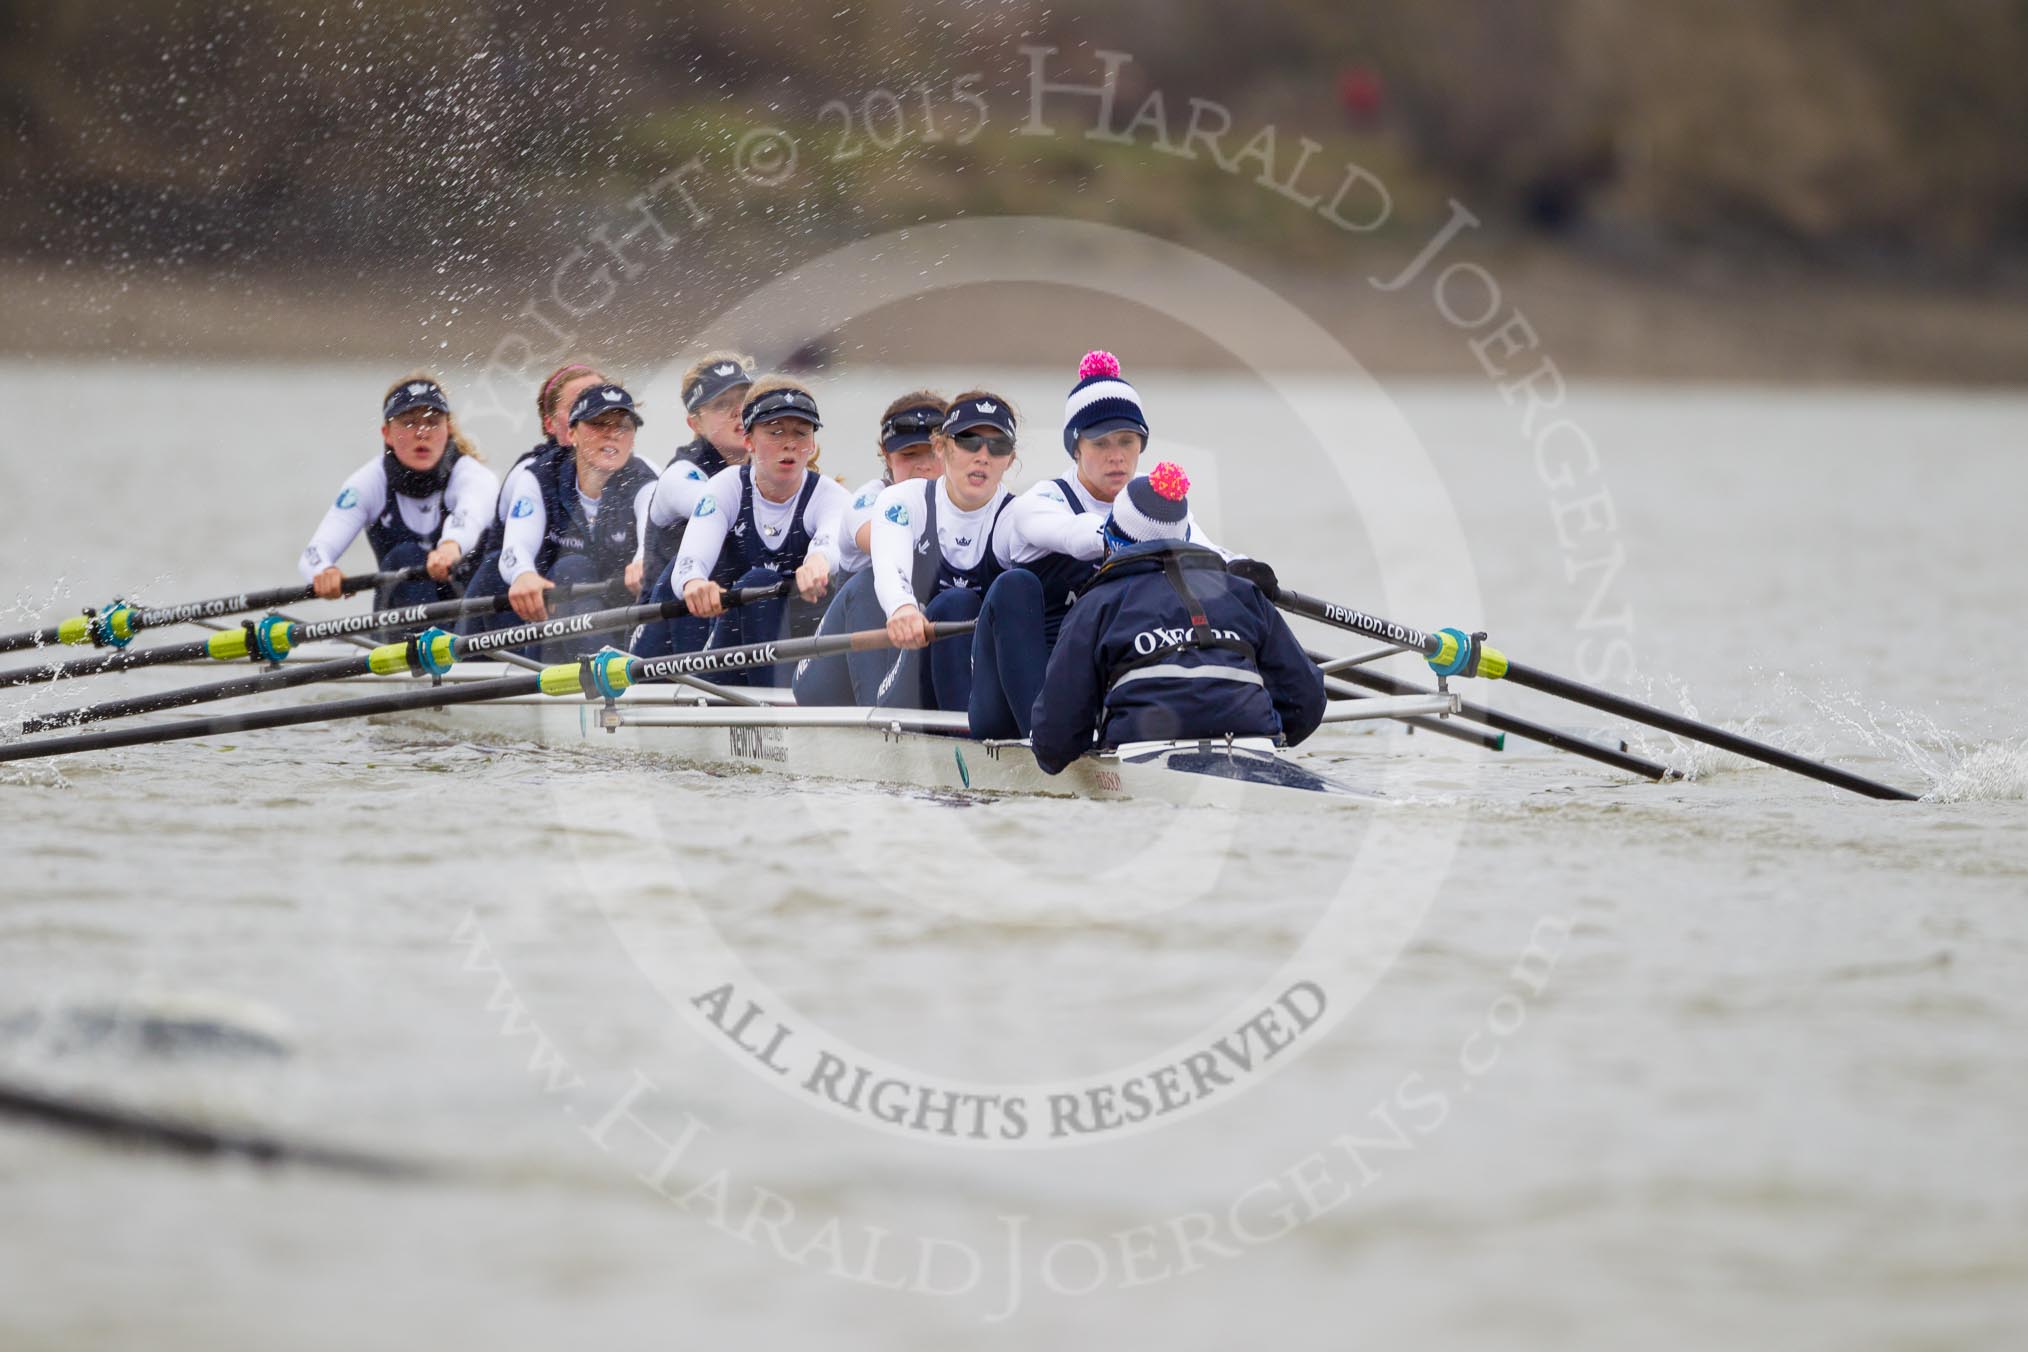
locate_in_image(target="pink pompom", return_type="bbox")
[1147,461,1190,501]
[1077,349,1122,380]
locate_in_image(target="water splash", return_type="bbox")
[1609,671,2023,802]
[1768,675,2022,802]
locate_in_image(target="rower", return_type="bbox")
[462,361,608,606]
[790,390,950,706]
[1029,464,1323,775]
[968,350,1229,739]
[866,392,1020,710]
[461,381,661,659]
[630,352,754,612]
[670,378,850,686]
[299,374,499,613]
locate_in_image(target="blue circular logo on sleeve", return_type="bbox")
[884,503,910,526]
[509,497,535,519]
[335,488,359,509]
[695,495,719,519]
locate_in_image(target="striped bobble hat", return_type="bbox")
[1063,349,1149,455]
[1106,461,1192,545]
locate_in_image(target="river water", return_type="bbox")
[1,362,2024,1349]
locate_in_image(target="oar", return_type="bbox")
[0,582,615,689]
[0,568,422,655]
[0,622,942,764]
[531,621,977,702]
[1277,586,1916,801]
[1304,647,1673,780]
[1,584,790,738]
[0,1075,429,1177]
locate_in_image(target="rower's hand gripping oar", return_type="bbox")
[0,618,963,764]
[3,583,793,738]
[0,568,424,656]
[0,581,618,689]
[1272,585,1917,801]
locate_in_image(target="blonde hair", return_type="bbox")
[382,371,482,462]
[742,374,823,470]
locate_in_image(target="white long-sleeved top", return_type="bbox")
[497,457,660,585]
[870,477,1014,618]
[990,475,1230,567]
[670,466,849,590]
[834,476,888,576]
[298,454,499,581]
[631,455,716,565]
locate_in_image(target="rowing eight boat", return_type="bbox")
[332,666,1459,806]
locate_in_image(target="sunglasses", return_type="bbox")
[951,432,1016,458]
[881,412,942,440]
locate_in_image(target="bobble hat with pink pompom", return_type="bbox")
[1106,462,1193,547]
[1062,349,1149,455]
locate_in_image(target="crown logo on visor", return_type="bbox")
[714,364,736,375]
[407,382,432,396]
[604,389,623,401]
[977,401,996,413]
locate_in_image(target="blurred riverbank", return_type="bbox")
[5,239,2025,385]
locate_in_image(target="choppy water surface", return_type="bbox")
[2,363,2024,1349]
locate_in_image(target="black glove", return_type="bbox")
[1226,557,1279,595]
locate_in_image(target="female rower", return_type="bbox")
[1030,463,1321,773]
[669,376,850,686]
[462,380,661,659]
[790,390,949,705]
[968,350,1228,739]
[299,373,498,612]
[860,393,1019,710]
[463,360,608,605]
[631,352,755,600]
[627,353,753,657]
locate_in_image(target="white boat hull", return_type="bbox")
[330,670,1454,806]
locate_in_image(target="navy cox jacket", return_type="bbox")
[1029,541,1326,774]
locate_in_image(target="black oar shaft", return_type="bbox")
[1278,587,1914,800]
[1309,653,1674,781]
[0,1076,428,1177]
[1500,660,1917,801]
[0,674,543,764]
[0,569,413,655]
[7,600,671,736]
[0,616,920,764]
[11,655,371,733]
[0,583,620,690]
